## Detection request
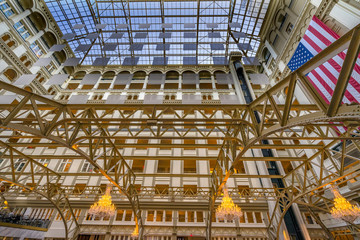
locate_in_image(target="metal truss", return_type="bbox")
[3,184,284,203]
[0,25,359,240]
[208,24,360,239]
[0,141,79,239]
[0,83,143,238]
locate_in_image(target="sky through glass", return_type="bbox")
[44,0,270,66]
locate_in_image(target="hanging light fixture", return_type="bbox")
[131,225,139,238]
[216,186,243,221]
[89,184,116,218]
[331,187,360,223]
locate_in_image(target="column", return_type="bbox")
[27,30,44,44]
[139,74,149,100]
[172,143,182,189]
[104,215,115,240]
[172,211,178,240]
[108,74,117,90]
[9,9,31,24]
[234,219,242,240]
[61,75,73,90]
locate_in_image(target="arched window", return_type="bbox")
[1,35,10,41]
[24,86,33,92]
[1,34,16,48]
[48,87,55,95]
[24,61,32,67]
[28,12,47,31]
[7,41,15,48]
[166,71,179,80]
[72,71,86,80]
[199,71,211,80]
[3,69,17,81]
[133,71,146,80]
[20,55,27,62]
[18,0,34,10]
[102,71,115,80]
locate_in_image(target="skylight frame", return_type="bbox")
[44,0,270,65]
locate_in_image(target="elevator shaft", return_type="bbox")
[233,61,304,240]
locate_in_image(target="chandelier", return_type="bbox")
[331,187,360,223]
[216,186,243,221]
[131,225,139,238]
[89,185,116,218]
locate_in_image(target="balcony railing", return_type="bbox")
[0,211,50,230]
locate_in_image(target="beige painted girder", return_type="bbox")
[0,23,359,240]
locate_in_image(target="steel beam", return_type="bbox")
[327,26,360,116]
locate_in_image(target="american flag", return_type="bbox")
[288,16,360,105]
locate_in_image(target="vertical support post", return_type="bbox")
[305,205,334,240]
[327,27,360,116]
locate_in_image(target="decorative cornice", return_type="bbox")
[73,64,230,75]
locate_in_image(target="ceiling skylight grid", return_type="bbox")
[44,0,270,66]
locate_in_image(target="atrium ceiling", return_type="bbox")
[44,0,270,66]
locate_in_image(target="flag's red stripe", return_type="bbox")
[310,69,335,96]
[306,75,331,104]
[306,21,360,102]
[318,63,357,102]
[297,16,360,110]
[303,35,322,54]
[337,51,360,77]
[309,20,360,80]
[307,25,333,47]
[312,16,340,39]
[328,54,360,96]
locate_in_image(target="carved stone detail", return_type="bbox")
[315,0,339,21]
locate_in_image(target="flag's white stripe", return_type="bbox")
[313,66,351,103]
[336,126,346,133]
[309,20,337,43]
[306,31,328,51]
[297,18,351,134]
[323,62,360,102]
[307,72,332,101]
[342,50,360,66]
[300,37,318,56]
[333,54,360,84]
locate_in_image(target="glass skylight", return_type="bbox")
[44,0,270,66]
